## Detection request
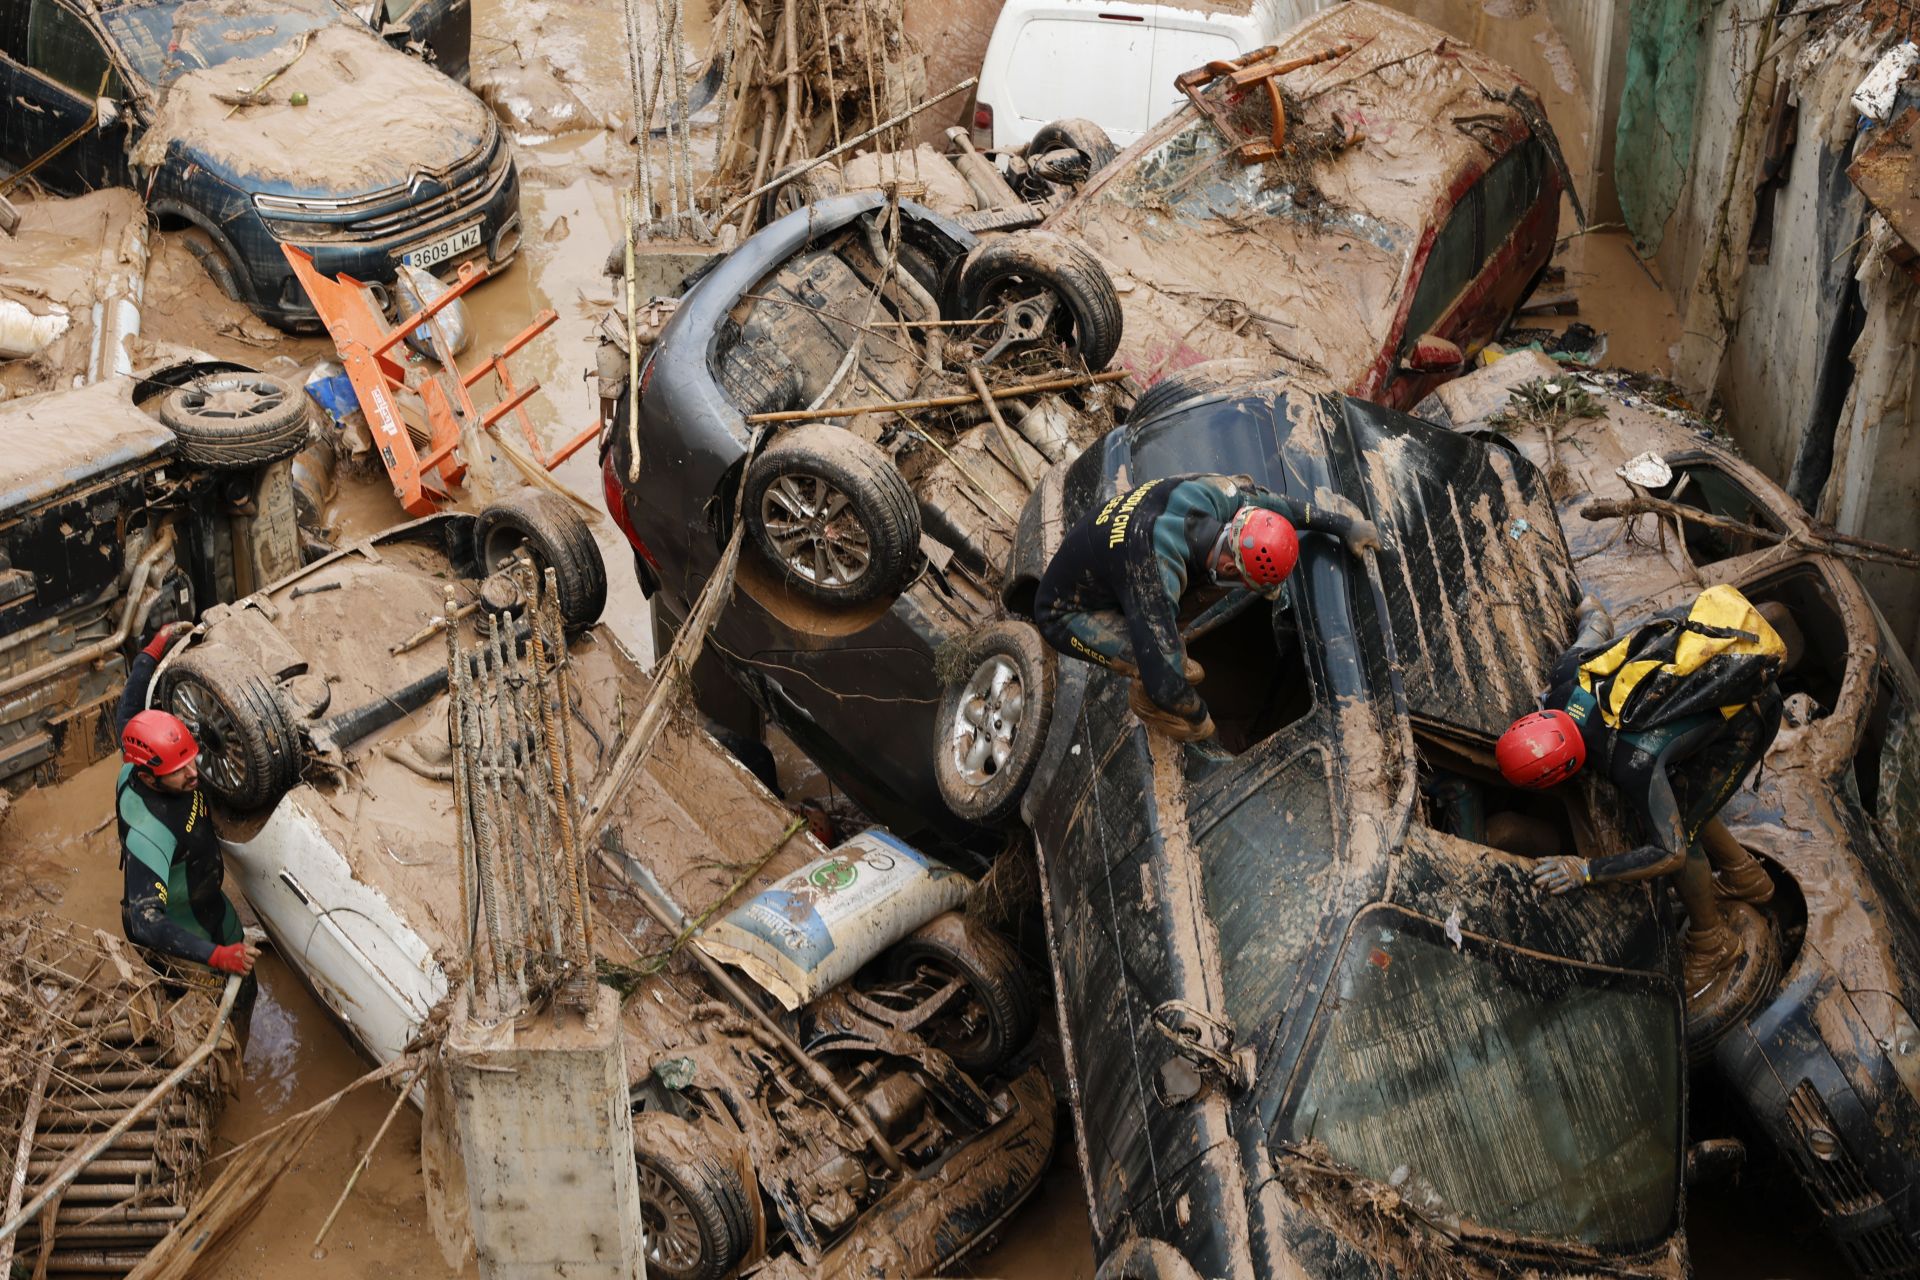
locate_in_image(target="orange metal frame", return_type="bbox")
[283,246,601,516]
[1174,41,1357,165]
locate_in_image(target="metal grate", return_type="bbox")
[1784,1081,1920,1279]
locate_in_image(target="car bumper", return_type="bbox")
[237,160,523,330]
[1717,955,1920,1272]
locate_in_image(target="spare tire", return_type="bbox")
[743,426,920,607]
[933,619,1055,827]
[630,1111,753,1280]
[159,372,311,471]
[1126,358,1277,427]
[1030,117,1117,178]
[473,489,608,632]
[154,644,302,813]
[954,229,1123,372]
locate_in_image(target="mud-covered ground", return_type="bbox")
[0,0,1846,1275]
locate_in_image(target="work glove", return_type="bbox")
[1344,518,1381,557]
[207,942,259,975]
[1532,856,1591,896]
[141,621,194,660]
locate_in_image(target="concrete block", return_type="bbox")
[450,987,645,1280]
[630,243,725,300]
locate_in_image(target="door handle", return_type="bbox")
[13,96,46,114]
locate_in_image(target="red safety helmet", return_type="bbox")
[1227,508,1300,595]
[1496,710,1586,789]
[121,710,198,776]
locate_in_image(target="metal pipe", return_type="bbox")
[485,613,529,1004]
[445,588,478,982]
[0,976,239,1247]
[514,573,564,972]
[537,571,591,985]
[0,528,174,702]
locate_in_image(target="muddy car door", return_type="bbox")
[0,0,132,191]
[375,0,468,81]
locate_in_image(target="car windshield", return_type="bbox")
[99,0,346,87]
[1282,905,1681,1252]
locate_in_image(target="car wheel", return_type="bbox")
[881,912,1036,1075]
[933,620,1054,827]
[158,372,313,471]
[630,1112,753,1280]
[743,426,921,606]
[154,645,302,813]
[1030,117,1117,177]
[1126,359,1276,426]
[473,489,609,632]
[954,229,1123,371]
[179,228,243,303]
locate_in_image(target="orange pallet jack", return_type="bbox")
[284,245,600,516]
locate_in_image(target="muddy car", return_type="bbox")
[826,1,1569,410]
[1420,352,1920,1279]
[994,370,1694,1279]
[155,499,1056,1280]
[0,367,309,792]
[0,0,517,330]
[606,190,1125,845]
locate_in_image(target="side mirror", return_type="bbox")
[1400,333,1464,375]
[1685,1137,1746,1186]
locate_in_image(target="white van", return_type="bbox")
[973,0,1325,152]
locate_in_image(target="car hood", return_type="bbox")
[131,22,491,198]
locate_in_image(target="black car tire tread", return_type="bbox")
[159,373,312,471]
[629,1111,752,1280]
[743,426,921,607]
[1125,359,1277,427]
[933,619,1055,827]
[473,489,609,632]
[1095,1238,1207,1280]
[955,230,1124,372]
[154,644,302,813]
[886,912,1036,1075]
[1029,117,1117,177]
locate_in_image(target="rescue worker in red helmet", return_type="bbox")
[1497,592,1793,1014]
[114,622,259,1021]
[1035,473,1378,740]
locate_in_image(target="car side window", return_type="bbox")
[25,0,119,96]
[1652,462,1783,564]
[1,0,29,62]
[1480,137,1545,255]
[1402,184,1482,346]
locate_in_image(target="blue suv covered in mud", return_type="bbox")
[0,0,518,329]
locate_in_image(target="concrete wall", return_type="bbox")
[1544,0,1628,221]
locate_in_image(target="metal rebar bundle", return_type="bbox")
[444,564,596,1020]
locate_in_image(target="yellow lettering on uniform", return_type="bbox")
[155,880,168,904]
[1108,482,1153,548]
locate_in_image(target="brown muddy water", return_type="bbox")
[0,0,1851,1275]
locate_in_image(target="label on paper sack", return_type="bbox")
[699,830,965,1009]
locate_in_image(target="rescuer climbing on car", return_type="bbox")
[1498,585,1795,1035]
[114,622,259,1028]
[1034,472,1378,741]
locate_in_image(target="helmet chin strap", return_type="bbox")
[1207,523,1239,590]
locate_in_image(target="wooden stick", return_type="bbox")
[0,977,240,1247]
[311,1062,424,1250]
[966,365,1037,491]
[1580,496,1920,571]
[746,369,1129,423]
[0,1055,53,1277]
[714,77,979,222]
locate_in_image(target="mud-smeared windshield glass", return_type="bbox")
[1282,905,1681,1251]
[100,0,345,87]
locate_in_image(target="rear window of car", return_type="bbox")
[1005,17,1154,136]
[1400,136,1547,347]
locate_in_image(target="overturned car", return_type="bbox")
[151,498,1055,1280]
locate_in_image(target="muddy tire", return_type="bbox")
[154,645,302,813]
[630,1111,752,1280]
[933,620,1054,827]
[744,426,920,606]
[1126,359,1274,427]
[473,490,608,632]
[159,372,312,471]
[180,228,242,303]
[1030,117,1116,178]
[884,912,1036,1075]
[955,230,1123,371]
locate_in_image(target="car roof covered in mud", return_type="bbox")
[0,377,173,512]
[1047,1,1546,384]
[1120,376,1576,739]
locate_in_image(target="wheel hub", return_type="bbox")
[761,472,871,587]
[950,655,1023,787]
